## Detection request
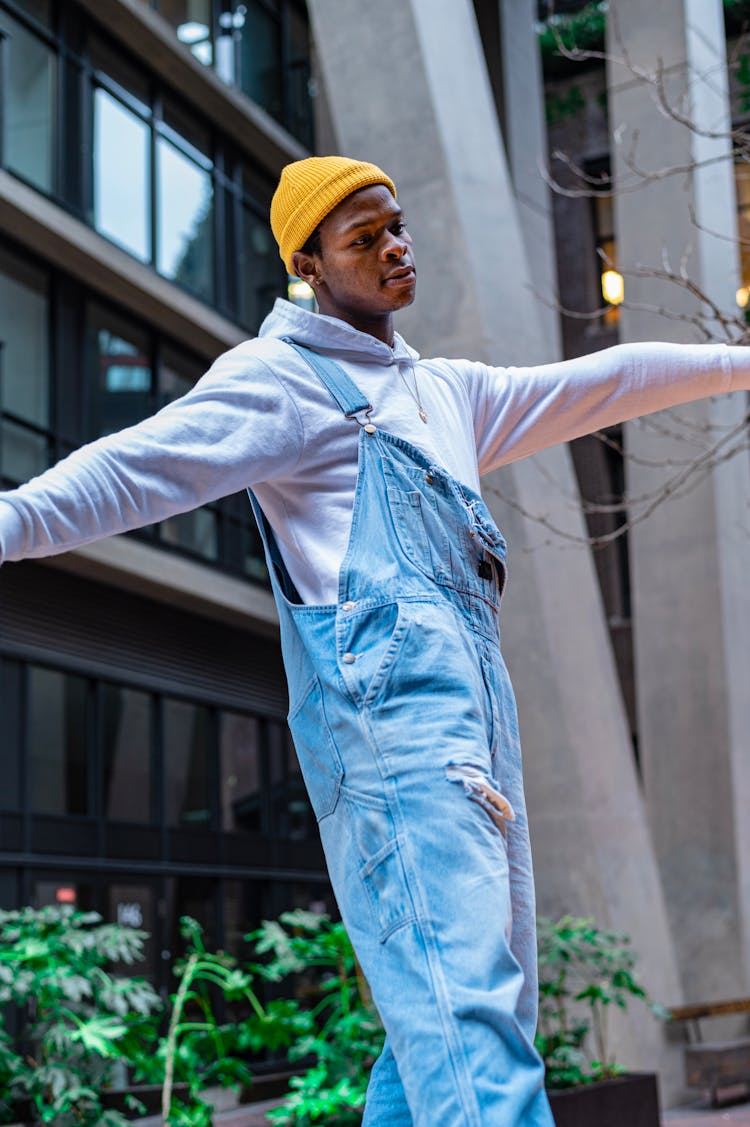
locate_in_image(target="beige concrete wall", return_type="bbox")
[308,0,684,1100]
[607,0,750,1002]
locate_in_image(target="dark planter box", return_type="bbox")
[101,1083,190,1117]
[548,1072,660,1127]
[6,1085,193,1124]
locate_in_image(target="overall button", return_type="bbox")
[364,423,377,434]
[425,473,434,485]
[342,601,356,612]
[342,652,357,664]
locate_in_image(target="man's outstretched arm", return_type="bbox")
[452,341,748,473]
[0,343,304,564]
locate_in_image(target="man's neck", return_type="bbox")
[316,302,394,346]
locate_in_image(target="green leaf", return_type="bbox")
[69,1015,128,1056]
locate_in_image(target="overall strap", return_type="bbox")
[283,337,372,422]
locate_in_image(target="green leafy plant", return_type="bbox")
[0,905,161,1126]
[247,910,385,1126]
[535,915,659,1089]
[538,0,750,79]
[129,915,270,1126]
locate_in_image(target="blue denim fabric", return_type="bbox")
[249,344,554,1126]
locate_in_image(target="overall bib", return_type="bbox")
[249,343,554,1127]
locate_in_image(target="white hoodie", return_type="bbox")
[0,298,745,604]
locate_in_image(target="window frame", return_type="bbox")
[0,0,288,333]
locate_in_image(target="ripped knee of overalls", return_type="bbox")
[445,764,516,838]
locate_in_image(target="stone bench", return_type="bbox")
[668,997,750,1108]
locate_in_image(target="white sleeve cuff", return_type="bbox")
[726,345,750,393]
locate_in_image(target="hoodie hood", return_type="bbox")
[259,299,420,366]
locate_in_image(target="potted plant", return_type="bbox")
[245,910,386,1126]
[244,911,664,1126]
[536,915,662,1127]
[131,915,260,1126]
[0,905,162,1126]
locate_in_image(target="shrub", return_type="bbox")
[535,915,660,1089]
[247,910,385,1126]
[0,906,160,1126]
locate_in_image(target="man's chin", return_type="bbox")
[391,286,416,312]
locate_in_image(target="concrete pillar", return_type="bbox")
[607,0,750,999]
[309,0,683,1097]
[498,0,561,354]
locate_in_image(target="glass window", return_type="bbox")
[85,303,153,437]
[220,713,262,833]
[239,203,281,331]
[28,667,90,816]
[0,247,49,426]
[1,419,47,483]
[34,875,96,911]
[268,722,314,842]
[101,684,152,824]
[159,343,201,404]
[223,878,265,957]
[14,1,52,26]
[285,3,312,148]
[106,882,158,979]
[165,875,218,956]
[153,340,219,558]
[157,0,213,66]
[156,137,214,301]
[159,506,219,560]
[164,699,213,827]
[238,1,282,120]
[93,88,151,262]
[0,246,50,482]
[735,161,750,310]
[593,191,621,326]
[0,660,21,811]
[89,36,151,116]
[239,515,269,582]
[0,11,56,192]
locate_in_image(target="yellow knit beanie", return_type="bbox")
[271,156,397,275]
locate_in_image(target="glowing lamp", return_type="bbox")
[601,269,624,306]
[176,22,209,44]
[288,279,315,302]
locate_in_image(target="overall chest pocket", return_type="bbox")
[383,462,451,583]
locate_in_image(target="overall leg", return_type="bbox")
[362,1036,413,1127]
[321,758,552,1127]
[292,600,553,1125]
[309,610,552,1125]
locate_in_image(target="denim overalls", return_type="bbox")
[249,342,554,1127]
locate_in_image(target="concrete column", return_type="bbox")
[498,0,562,354]
[309,0,683,1097]
[607,0,750,999]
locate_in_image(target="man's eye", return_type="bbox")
[393,220,407,234]
[352,234,371,246]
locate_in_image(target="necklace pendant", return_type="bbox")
[419,408,428,424]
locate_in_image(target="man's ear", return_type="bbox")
[291,251,320,287]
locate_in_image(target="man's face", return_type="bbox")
[294,184,416,333]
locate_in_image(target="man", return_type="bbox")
[1,155,748,1125]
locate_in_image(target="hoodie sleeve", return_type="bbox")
[454,341,746,474]
[0,343,304,564]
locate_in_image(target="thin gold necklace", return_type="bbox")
[397,357,428,424]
